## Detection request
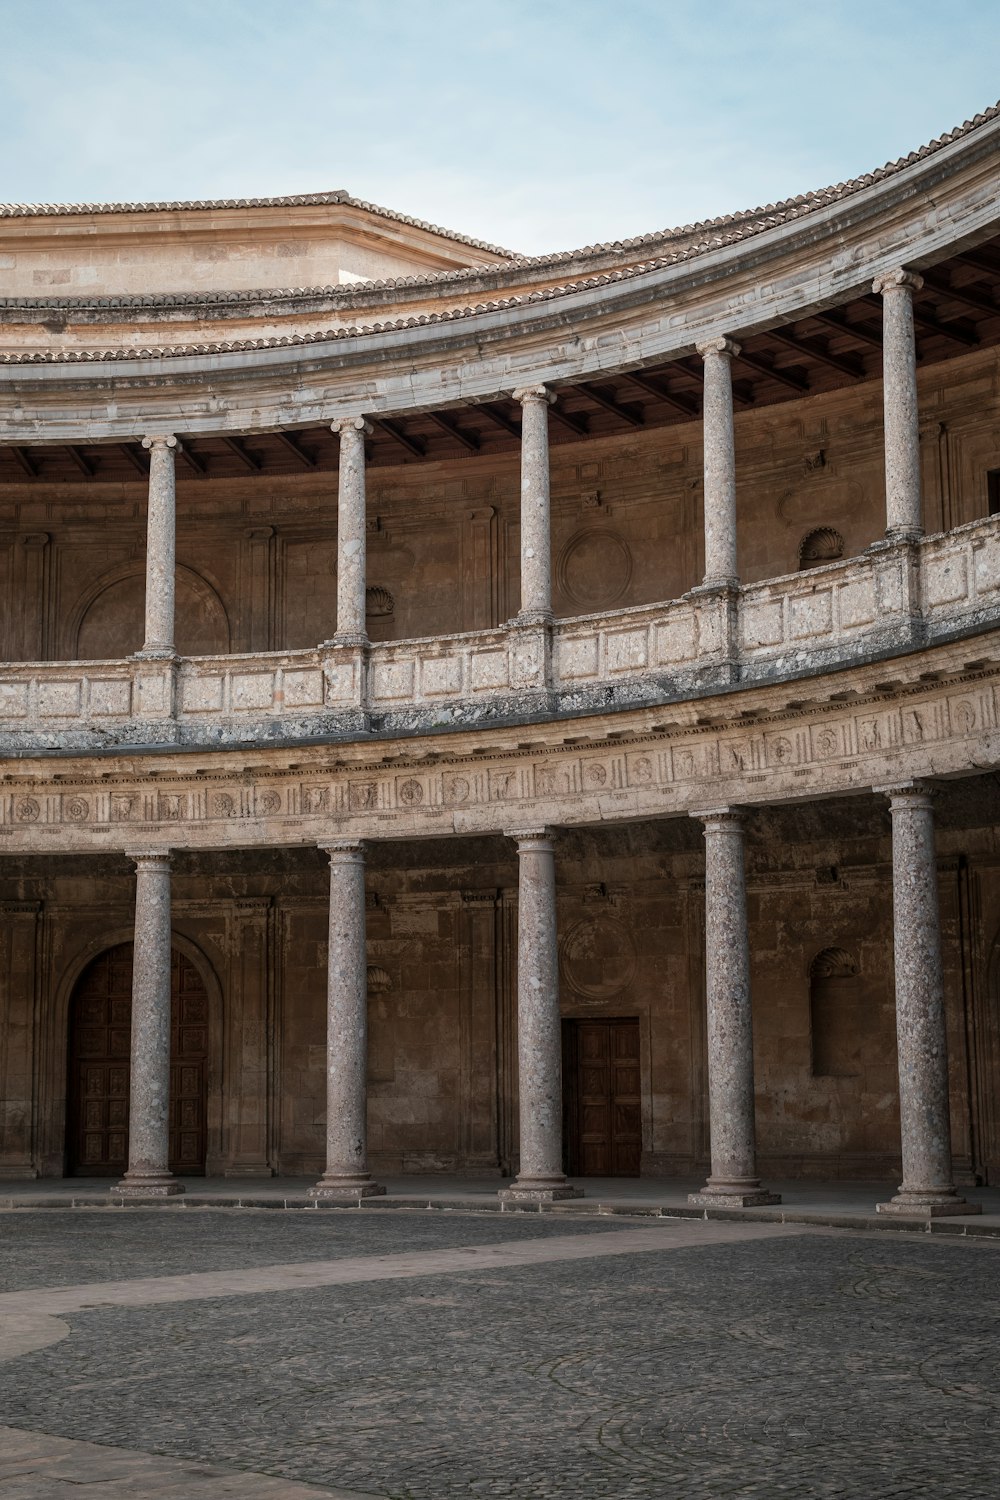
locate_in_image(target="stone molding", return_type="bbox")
[0,636,996,853]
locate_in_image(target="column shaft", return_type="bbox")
[877,784,978,1216]
[513,387,554,623]
[140,436,177,656]
[698,338,740,587]
[310,841,384,1198]
[874,269,924,539]
[331,418,372,644]
[499,830,582,1201]
[689,810,778,1208]
[115,851,182,1196]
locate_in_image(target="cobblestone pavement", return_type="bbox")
[0,1211,997,1499]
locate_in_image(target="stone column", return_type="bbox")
[697,338,741,587]
[876,783,979,1216]
[873,268,924,541]
[330,417,373,645]
[115,851,182,1197]
[689,809,779,1207]
[310,841,385,1198]
[513,386,556,624]
[499,829,582,1201]
[139,435,178,657]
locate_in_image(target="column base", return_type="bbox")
[688,1180,781,1208]
[309,1175,386,1200]
[498,1178,584,1203]
[876,1190,981,1218]
[321,633,369,650]
[112,1172,184,1198]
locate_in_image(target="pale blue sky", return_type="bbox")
[1,0,997,254]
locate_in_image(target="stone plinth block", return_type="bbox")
[688,1188,782,1208]
[498,1182,584,1203]
[876,1191,981,1217]
[309,1177,387,1200]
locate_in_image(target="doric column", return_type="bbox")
[876,783,980,1216]
[513,386,556,624]
[873,268,924,541]
[499,829,582,1201]
[697,338,741,587]
[310,841,385,1199]
[330,417,373,645]
[139,435,178,657]
[689,809,779,1208]
[115,851,182,1197]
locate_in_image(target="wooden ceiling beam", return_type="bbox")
[274,431,319,468]
[624,369,699,417]
[430,412,480,453]
[65,445,95,477]
[862,293,979,348]
[812,309,883,350]
[476,403,522,440]
[10,446,39,479]
[735,350,809,392]
[180,444,207,477]
[770,328,864,379]
[375,417,426,459]
[953,248,1000,277]
[576,382,645,426]
[222,436,262,472]
[549,400,589,437]
[119,443,150,477]
[921,269,1000,319]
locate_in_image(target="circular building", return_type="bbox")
[1,109,999,1211]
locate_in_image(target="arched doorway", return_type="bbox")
[66,943,208,1176]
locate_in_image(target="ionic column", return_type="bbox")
[115,851,182,1197]
[513,386,556,624]
[873,268,924,541]
[697,338,741,588]
[876,783,979,1216]
[310,841,385,1199]
[499,829,582,1202]
[330,417,373,645]
[139,435,178,656]
[689,809,779,1208]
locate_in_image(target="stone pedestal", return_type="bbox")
[513,386,556,627]
[499,830,582,1202]
[873,269,924,542]
[114,851,183,1198]
[688,809,779,1208]
[328,417,373,649]
[698,338,741,589]
[876,783,980,1217]
[310,841,385,1200]
[139,435,178,658]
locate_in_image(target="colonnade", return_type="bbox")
[127,267,926,659]
[112,782,977,1216]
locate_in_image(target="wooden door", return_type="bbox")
[67,943,208,1176]
[563,1018,642,1176]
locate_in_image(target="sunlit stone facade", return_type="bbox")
[2,111,1000,1209]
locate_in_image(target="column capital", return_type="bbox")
[322,839,366,862]
[141,434,178,451]
[125,849,173,868]
[507,826,555,850]
[691,805,745,828]
[697,336,741,361]
[331,416,374,437]
[512,385,556,407]
[875,779,936,808]
[872,267,924,297]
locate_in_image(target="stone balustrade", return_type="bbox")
[0,516,996,753]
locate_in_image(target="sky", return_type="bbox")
[1,0,998,256]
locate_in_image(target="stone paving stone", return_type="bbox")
[0,1207,640,1293]
[0,1218,997,1498]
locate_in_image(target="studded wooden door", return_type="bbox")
[67,943,208,1176]
[562,1018,642,1176]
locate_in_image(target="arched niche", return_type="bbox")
[72,564,231,661]
[809,946,861,1078]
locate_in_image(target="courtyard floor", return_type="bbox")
[0,1201,998,1498]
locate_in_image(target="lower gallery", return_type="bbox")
[3,786,999,1196]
